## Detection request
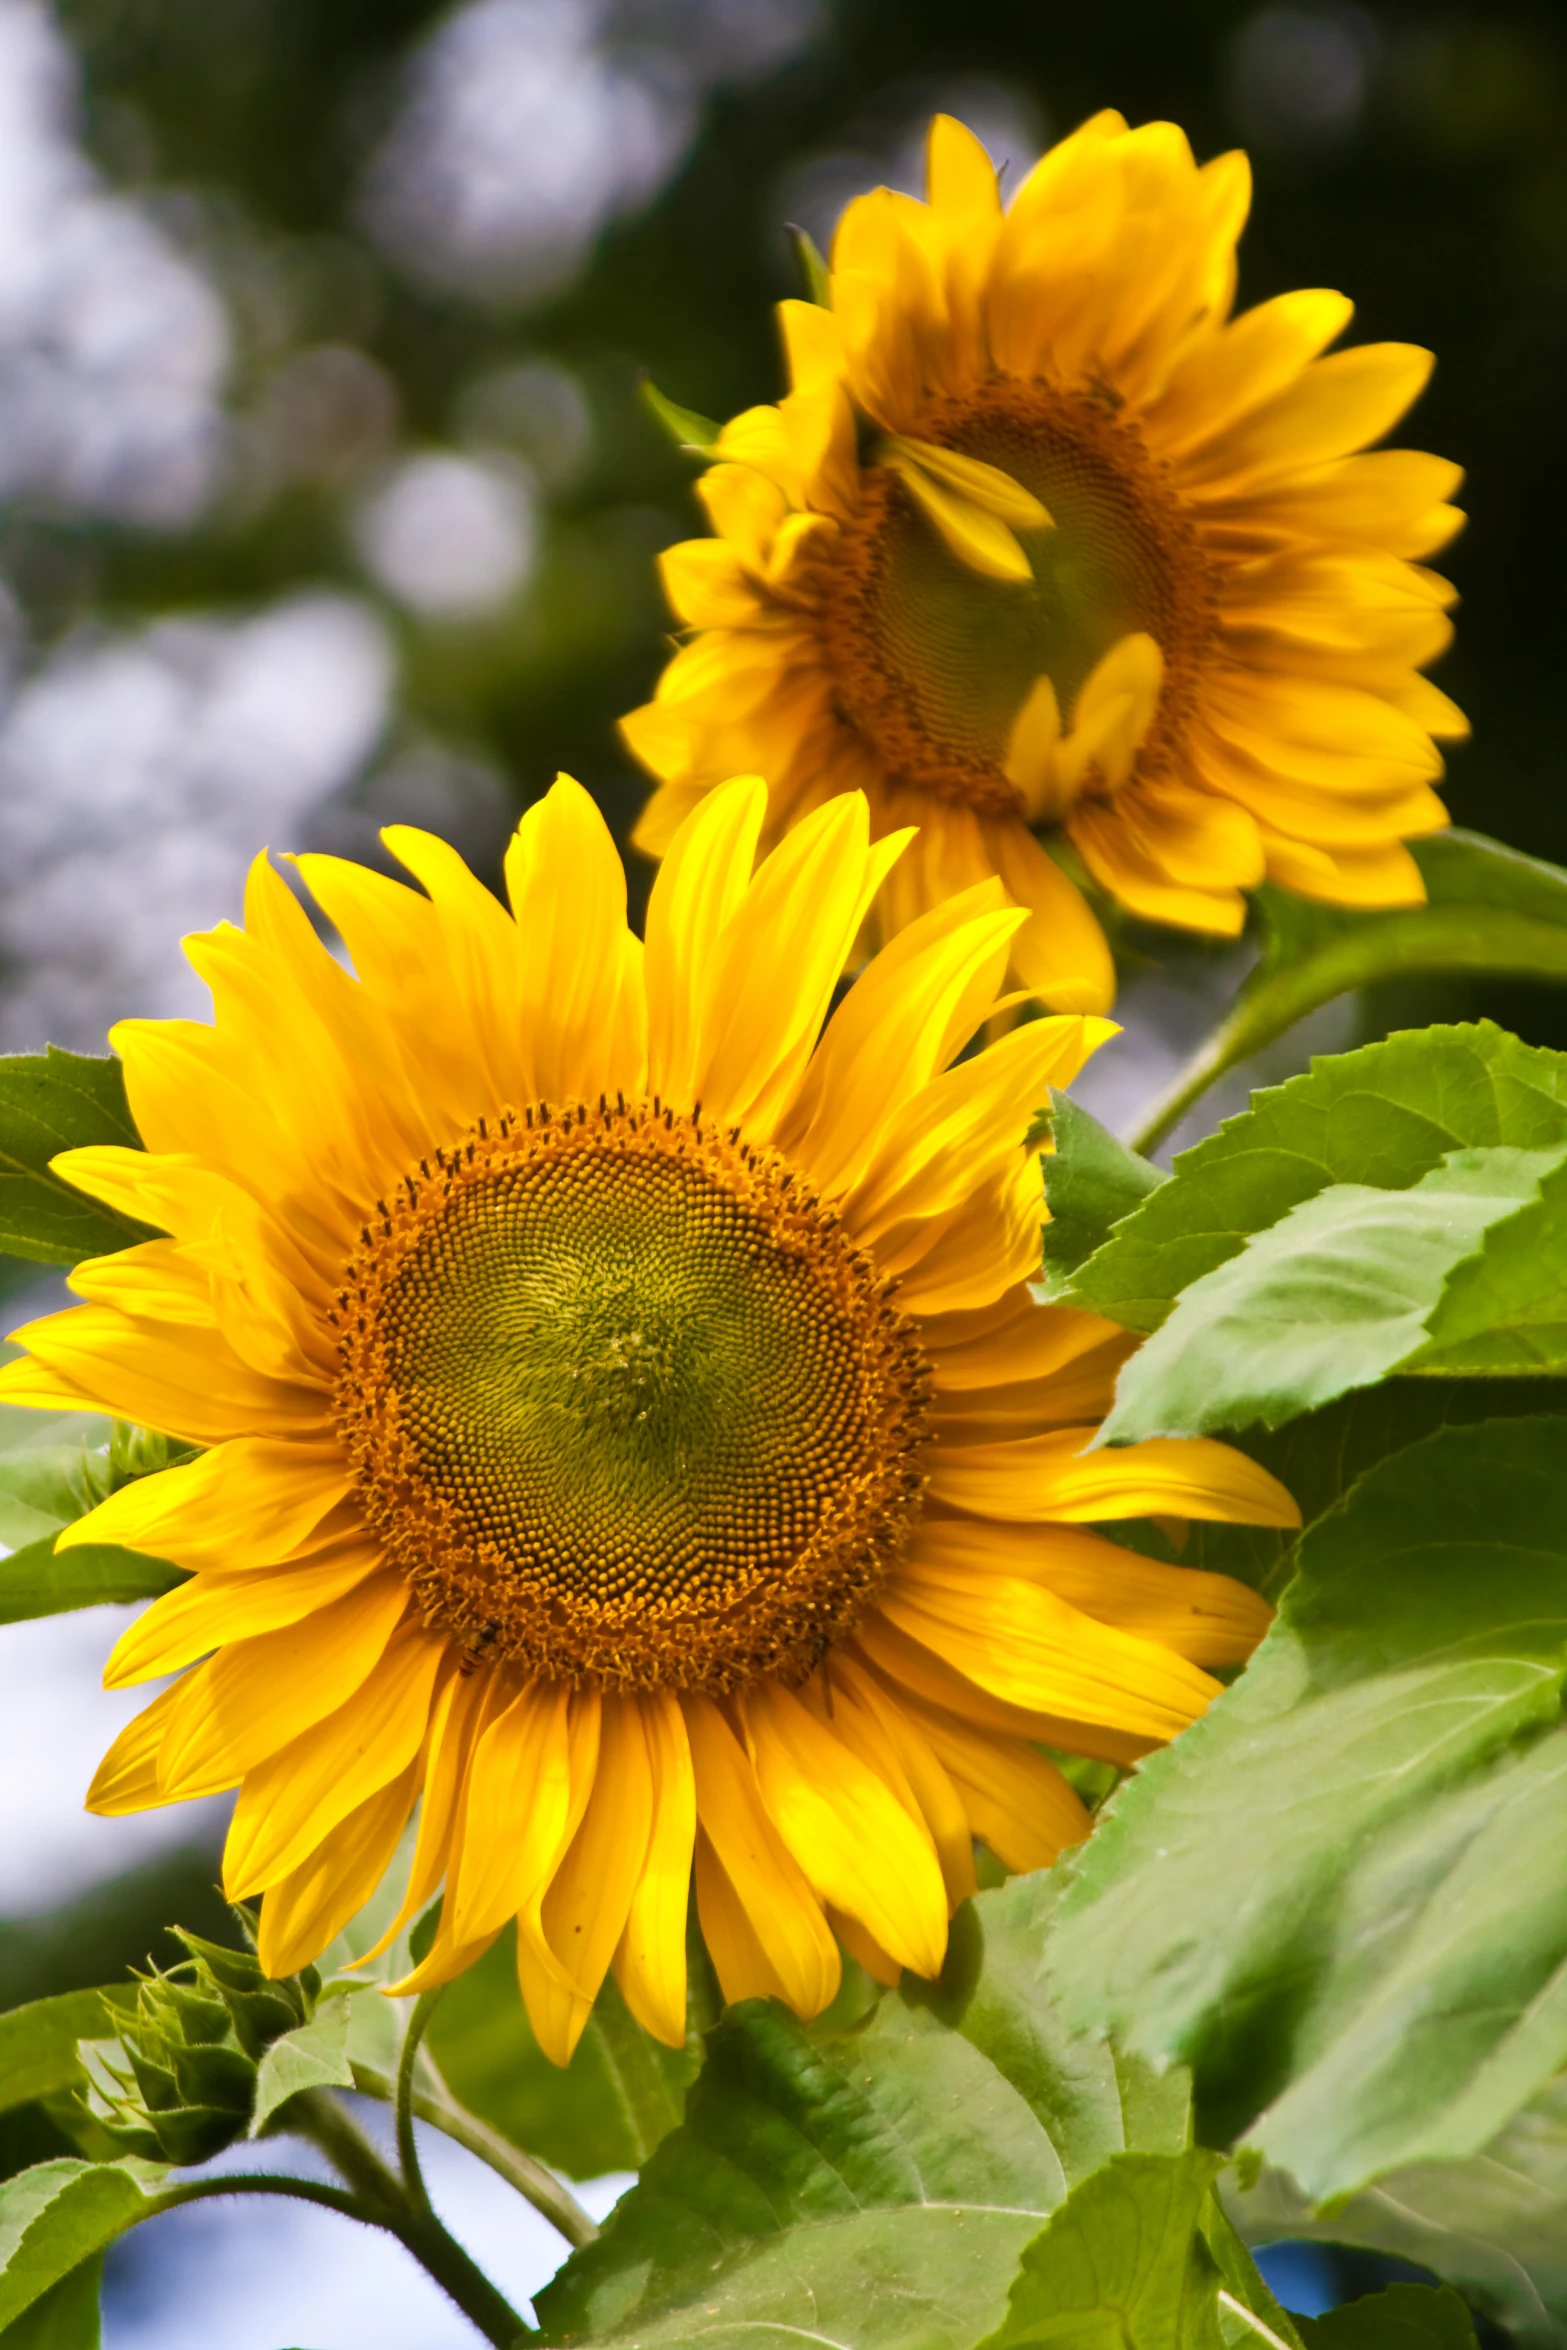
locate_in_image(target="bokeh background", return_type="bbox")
[1,0,1562,2336]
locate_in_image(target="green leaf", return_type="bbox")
[426,1922,701,2181]
[536,1870,1189,2349]
[0,2163,153,2333]
[1038,1093,1165,1300]
[639,380,721,456]
[0,1451,114,1551]
[973,2151,1228,2350]
[1077,1023,1567,1336]
[1228,2077,1567,2348]
[1051,1414,1567,2201]
[249,1995,354,2135]
[0,1999,133,2121]
[0,1539,182,1628]
[0,1053,154,1268]
[1149,1374,1567,1600]
[1296,2285,1477,2347]
[1131,832,1567,1155]
[1101,1145,1567,1442]
[0,2254,101,2348]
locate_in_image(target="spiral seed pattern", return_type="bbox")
[330,1097,930,1691]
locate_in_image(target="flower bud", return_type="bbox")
[76,1926,326,2166]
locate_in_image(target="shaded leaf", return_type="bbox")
[1052,1415,1567,2201]
[1228,2078,1567,2349]
[0,1452,113,1552]
[0,2254,101,2348]
[0,1055,154,1268]
[974,2151,1228,2350]
[0,2164,153,2333]
[639,380,720,456]
[1102,1145,1567,1442]
[537,1872,1189,2349]
[1121,1374,1563,1599]
[0,1999,132,2120]
[1078,1023,1567,1335]
[427,1922,701,2182]
[1038,1093,1164,1300]
[1296,2284,1477,2347]
[0,1539,182,1628]
[249,1996,354,2135]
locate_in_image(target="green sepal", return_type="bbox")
[640,379,721,457]
[786,222,832,304]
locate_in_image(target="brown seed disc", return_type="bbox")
[820,376,1217,813]
[330,1098,930,1693]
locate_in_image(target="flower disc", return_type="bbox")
[826,383,1210,814]
[332,1099,929,1691]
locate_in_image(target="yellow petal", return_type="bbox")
[442,1681,579,1955]
[644,773,767,1108]
[976,819,1117,1016]
[256,1755,422,1979]
[58,1436,351,1571]
[880,446,1034,583]
[222,1617,445,1895]
[7,1301,326,1447]
[521,1695,655,2065]
[154,1572,411,1799]
[356,1664,509,1968]
[911,1517,1272,1669]
[104,1545,382,1689]
[503,775,646,1107]
[778,881,1022,1199]
[685,1695,840,2018]
[615,1690,696,2049]
[895,1694,1092,1873]
[86,1682,185,1815]
[853,1611,1152,1767]
[741,1681,948,1979]
[882,1565,1220,1740]
[694,793,912,1140]
[929,1426,1300,1526]
[808,1655,976,1910]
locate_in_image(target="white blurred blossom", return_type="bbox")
[0,0,228,523]
[363,0,820,306]
[0,593,394,1049]
[352,450,537,615]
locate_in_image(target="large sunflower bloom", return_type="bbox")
[623,111,1466,1013]
[0,777,1294,2059]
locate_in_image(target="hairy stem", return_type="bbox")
[397,1990,442,2217]
[354,2059,599,2250]
[289,2084,406,2214]
[287,2085,533,2345]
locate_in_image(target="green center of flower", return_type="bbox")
[822,380,1210,813]
[331,1100,928,1692]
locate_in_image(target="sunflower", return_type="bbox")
[0,777,1294,2060]
[622,112,1466,1013]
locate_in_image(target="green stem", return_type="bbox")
[289,2084,405,2214]
[353,2059,599,2250]
[287,2085,533,2346]
[397,1990,442,2217]
[147,2172,375,2226]
[1127,905,1567,1156]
